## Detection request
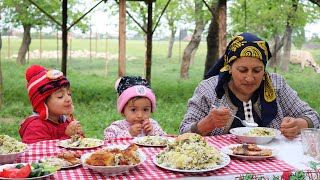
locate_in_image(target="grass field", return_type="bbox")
[1,38,320,141]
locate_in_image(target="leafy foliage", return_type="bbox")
[0,0,89,32]
[228,0,320,39]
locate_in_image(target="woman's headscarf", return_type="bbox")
[205,32,277,126]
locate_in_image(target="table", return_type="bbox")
[13,134,320,180]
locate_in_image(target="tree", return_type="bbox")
[163,0,183,58]
[1,0,89,65]
[2,0,58,64]
[180,0,212,79]
[282,0,299,71]
[203,0,227,78]
[0,13,2,111]
[105,0,171,82]
[228,0,320,71]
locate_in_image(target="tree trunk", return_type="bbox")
[190,46,198,64]
[16,24,32,64]
[268,32,286,69]
[204,2,219,78]
[268,33,280,69]
[0,31,2,110]
[281,27,292,71]
[180,22,204,79]
[180,1,205,80]
[167,28,176,58]
[281,0,298,71]
[218,0,227,57]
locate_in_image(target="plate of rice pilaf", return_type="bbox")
[132,135,175,147]
[153,133,230,173]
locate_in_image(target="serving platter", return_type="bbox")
[132,136,175,147]
[0,163,55,180]
[220,144,278,160]
[39,156,81,169]
[57,138,104,149]
[153,152,230,173]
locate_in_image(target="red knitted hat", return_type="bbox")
[26,65,70,120]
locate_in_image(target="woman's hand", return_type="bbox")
[142,119,154,135]
[129,124,143,137]
[65,120,83,136]
[197,107,230,135]
[280,117,308,139]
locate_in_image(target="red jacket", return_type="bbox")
[19,115,73,144]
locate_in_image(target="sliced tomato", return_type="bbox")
[8,164,31,178]
[1,164,31,178]
[2,168,19,178]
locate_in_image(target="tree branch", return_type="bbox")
[114,0,147,33]
[152,0,171,35]
[27,0,62,27]
[68,0,105,30]
[309,0,320,7]
[202,0,215,16]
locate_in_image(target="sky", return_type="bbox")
[304,23,320,38]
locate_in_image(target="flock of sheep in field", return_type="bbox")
[11,49,320,73]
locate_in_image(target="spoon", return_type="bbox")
[211,105,258,127]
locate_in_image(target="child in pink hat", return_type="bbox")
[19,65,85,144]
[104,76,166,141]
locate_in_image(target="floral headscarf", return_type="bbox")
[205,32,277,126]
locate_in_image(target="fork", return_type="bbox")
[211,105,258,127]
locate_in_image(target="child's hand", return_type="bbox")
[143,119,154,135]
[129,124,143,137]
[65,121,83,137]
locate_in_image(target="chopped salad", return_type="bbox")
[0,135,28,154]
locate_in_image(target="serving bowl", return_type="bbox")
[0,148,28,165]
[229,127,281,144]
[81,145,147,175]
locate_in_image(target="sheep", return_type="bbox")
[289,50,320,73]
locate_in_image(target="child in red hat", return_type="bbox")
[104,76,166,141]
[19,65,85,144]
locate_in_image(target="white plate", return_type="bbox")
[132,136,175,147]
[153,153,230,173]
[81,145,147,175]
[220,144,278,160]
[39,156,82,169]
[57,138,104,149]
[0,163,55,180]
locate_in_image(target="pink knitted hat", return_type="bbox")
[115,76,156,113]
[26,65,70,120]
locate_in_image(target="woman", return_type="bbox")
[179,32,319,139]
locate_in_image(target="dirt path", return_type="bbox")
[0,118,22,123]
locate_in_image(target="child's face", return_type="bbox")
[46,87,73,121]
[123,97,152,125]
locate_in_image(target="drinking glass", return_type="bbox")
[301,128,318,157]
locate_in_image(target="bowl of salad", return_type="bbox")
[0,135,28,164]
[230,127,281,144]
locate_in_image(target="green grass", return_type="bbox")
[0,38,320,141]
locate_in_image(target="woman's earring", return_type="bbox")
[229,71,232,74]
